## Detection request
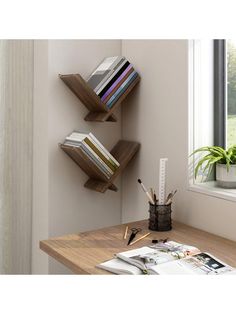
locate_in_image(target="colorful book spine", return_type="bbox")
[94,57,125,92]
[106,71,138,109]
[81,142,114,176]
[95,59,128,95]
[64,142,112,179]
[98,61,130,97]
[84,137,116,172]
[88,133,120,167]
[102,67,134,103]
[101,64,133,102]
[67,132,119,170]
[65,140,113,176]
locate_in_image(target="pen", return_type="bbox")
[123,226,128,240]
[138,179,155,205]
[129,232,151,246]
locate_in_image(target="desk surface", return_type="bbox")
[40,220,236,274]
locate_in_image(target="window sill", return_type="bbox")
[188,181,236,203]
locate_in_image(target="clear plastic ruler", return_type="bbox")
[158,158,168,205]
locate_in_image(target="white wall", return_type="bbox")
[121,40,236,242]
[33,40,122,274]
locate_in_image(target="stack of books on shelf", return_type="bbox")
[63,131,120,179]
[86,56,139,109]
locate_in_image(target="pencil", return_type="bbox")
[123,226,129,240]
[137,179,155,205]
[150,188,154,201]
[129,232,151,246]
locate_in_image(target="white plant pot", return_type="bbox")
[216,163,236,188]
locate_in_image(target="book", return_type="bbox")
[86,56,124,92]
[63,131,121,179]
[97,241,236,275]
[97,258,144,275]
[64,141,112,179]
[68,132,119,168]
[66,136,116,173]
[98,61,130,97]
[66,132,119,171]
[150,252,235,275]
[64,142,111,181]
[88,132,120,168]
[106,71,138,109]
[96,59,130,96]
[80,141,114,176]
[101,65,134,102]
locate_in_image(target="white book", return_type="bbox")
[95,58,128,95]
[96,258,143,275]
[89,133,120,167]
[81,141,114,175]
[65,137,114,175]
[151,252,236,275]
[64,140,113,176]
[64,141,111,179]
[94,57,126,93]
[66,133,118,171]
[86,56,124,92]
[68,132,120,168]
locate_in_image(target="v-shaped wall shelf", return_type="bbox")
[60,140,140,193]
[59,73,140,122]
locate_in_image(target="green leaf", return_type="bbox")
[191,144,236,177]
[194,155,214,178]
[190,146,211,157]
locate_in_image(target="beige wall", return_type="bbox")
[121,40,236,242]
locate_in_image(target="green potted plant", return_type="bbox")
[191,145,236,188]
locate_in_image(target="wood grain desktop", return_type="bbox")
[40,220,236,274]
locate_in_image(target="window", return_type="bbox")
[189,40,236,202]
[214,39,236,148]
[227,40,236,147]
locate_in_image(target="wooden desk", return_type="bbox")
[40,220,236,274]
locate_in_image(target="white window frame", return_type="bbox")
[188,40,236,202]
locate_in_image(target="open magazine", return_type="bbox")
[96,241,236,275]
[150,252,235,275]
[115,241,200,273]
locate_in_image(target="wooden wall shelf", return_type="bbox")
[60,140,140,193]
[59,73,140,122]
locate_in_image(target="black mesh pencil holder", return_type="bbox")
[148,203,172,231]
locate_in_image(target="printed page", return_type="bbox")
[97,258,143,275]
[151,252,234,275]
[117,246,176,270]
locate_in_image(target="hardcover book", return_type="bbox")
[101,65,134,103]
[86,56,125,92]
[106,71,138,108]
[63,132,120,179]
